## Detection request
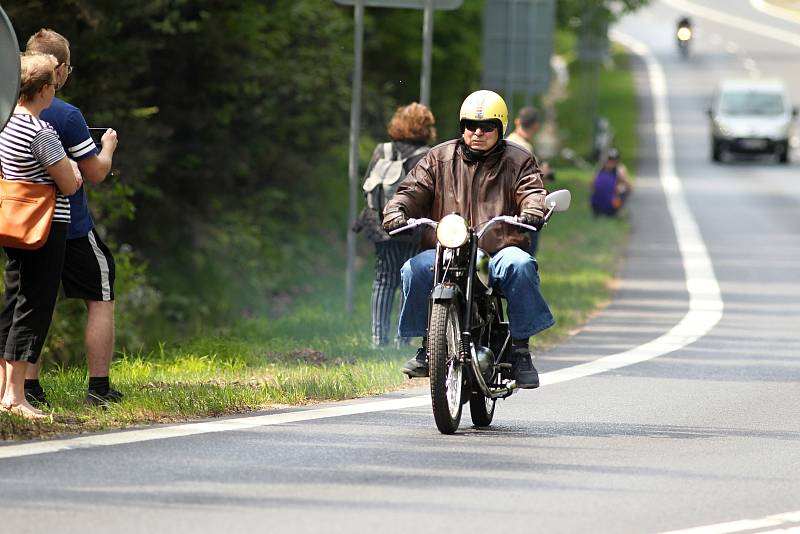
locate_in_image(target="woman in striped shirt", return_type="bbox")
[0,53,82,419]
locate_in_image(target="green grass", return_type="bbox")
[534,45,637,346]
[1,44,638,441]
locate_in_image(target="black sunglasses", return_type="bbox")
[463,120,498,133]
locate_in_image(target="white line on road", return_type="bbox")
[0,30,723,461]
[750,0,800,25]
[545,31,723,388]
[660,509,800,533]
[662,0,800,47]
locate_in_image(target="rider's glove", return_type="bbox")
[383,210,408,233]
[519,212,545,231]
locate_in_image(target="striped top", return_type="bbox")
[0,114,70,223]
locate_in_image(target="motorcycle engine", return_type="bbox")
[475,345,495,377]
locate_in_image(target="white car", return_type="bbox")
[708,79,797,163]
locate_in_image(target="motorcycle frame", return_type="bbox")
[429,231,516,401]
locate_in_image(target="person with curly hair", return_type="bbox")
[354,103,436,347]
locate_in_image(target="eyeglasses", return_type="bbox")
[463,120,497,133]
[60,63,73,75]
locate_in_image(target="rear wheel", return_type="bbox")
[428,301,464,434]
[469,392,496,427]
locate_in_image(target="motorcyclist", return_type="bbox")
[676,16,693,41]
[383,90,555,389]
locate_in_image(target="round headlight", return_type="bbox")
[677,27,692,41]
[436,214,469,249]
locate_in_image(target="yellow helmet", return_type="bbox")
[459,90,508,135]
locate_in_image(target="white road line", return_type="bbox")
[660,509,800,533]
[545,31,723,387]
[0,30,723,461]
[0,396,430,460]
[750,0,800,25]
[662,0,800,47]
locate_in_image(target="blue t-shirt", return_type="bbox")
[40,97,98,239]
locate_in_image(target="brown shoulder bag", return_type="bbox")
[0,164,56,250]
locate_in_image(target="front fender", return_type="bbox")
[430,283,462,304]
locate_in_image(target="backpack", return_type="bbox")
[362,142,428,214]
[353,142,427,242]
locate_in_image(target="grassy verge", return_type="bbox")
[1,47,638,441]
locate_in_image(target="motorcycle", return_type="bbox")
[389,190,571,434]
[676,21,693,58]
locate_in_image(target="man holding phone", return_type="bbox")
[24,28,121,406]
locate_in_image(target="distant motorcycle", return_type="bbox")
[390,190,571,434]
[676,17,693,58]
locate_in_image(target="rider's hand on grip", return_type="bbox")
[519,212,544,231]
[383,210,408,233]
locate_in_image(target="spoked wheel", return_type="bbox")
[428,301,464,434]
[469,392,496,427]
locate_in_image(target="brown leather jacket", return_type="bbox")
[383,138,546,254]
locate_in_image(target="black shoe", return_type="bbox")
[511,346,540,389]
[85,388,124,407]
[24,387,49,408]
[401,347,429,378]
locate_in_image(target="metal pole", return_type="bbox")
[505,0,517,123]
[420,0,434,106]
[345,1,364,316]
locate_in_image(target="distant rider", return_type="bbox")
[383,90,554,389]
[676,16,693,45]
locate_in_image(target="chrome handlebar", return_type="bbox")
[476,215,539,239]
[387,217,437,236]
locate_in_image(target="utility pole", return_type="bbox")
[420,0,434,106]
[335,0,463,316]
[344,0,364,317]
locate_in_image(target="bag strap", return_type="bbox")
[382,142,394,160]
[399,145,428,164]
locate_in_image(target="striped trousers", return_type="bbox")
[371,239,418,347]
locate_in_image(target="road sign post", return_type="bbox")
[334,0,463,316]
[481,0,555,120]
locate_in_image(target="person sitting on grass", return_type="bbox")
[590,147,632,217]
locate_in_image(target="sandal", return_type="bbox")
[0,402,47,420]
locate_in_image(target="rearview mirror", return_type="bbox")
[545,189,571,212]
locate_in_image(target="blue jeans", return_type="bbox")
[398,247,555,340]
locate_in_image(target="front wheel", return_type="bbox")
[428,301,464,434]
[469,392,496,427]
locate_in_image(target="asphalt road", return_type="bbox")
[2,2,800,532]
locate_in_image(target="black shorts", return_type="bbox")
[62,229,115,302]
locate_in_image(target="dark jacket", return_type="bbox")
[384,138,546,254]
